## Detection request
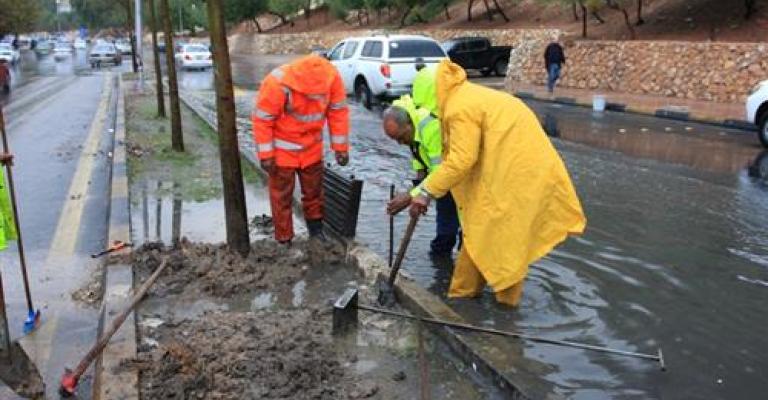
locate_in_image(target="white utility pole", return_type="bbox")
[135,0,144,89]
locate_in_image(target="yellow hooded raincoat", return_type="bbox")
[414,61,586,296]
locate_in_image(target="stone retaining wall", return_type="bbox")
[230,29,767,104]
[507,39,768,103]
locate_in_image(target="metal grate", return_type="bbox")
[323,167,363,241]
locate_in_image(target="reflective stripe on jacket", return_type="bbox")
[251,55,349,168]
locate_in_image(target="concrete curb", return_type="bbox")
[346,244,556,399]
[513,90,757,133]
[93,75,139,400]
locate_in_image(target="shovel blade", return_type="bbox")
[375,275,397,307]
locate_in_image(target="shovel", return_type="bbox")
[377,214,419,307]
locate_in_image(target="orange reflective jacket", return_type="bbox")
[252,55,350,168]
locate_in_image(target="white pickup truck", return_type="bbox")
[747,79,768,147]
[327,34,447,109]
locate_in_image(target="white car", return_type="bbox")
[0,44,20,64]
[74,38,87,50]
[746,80,768,148]
[53,42,73,61]
[174,43,212,70]
[327,34,447,109]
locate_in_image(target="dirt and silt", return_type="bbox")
[122,238,495,399]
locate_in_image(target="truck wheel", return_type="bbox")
[759,112,768,148]
[355,79,373,110]
[494,59,508,77]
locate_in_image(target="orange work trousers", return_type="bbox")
[268,162,324,242]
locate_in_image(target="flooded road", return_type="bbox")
[172,53,768,399]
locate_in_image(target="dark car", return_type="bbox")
[442,37,512,77]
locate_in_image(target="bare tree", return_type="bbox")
[120,0,139,73]
[491,0,509,22]
[605,0,636,39]
[745,0,757,19]
[159,0,184,151]
[467,0,475,21]
[636,0,644,25]
[579,0,588,37]
[147,0,165,117]
[206,0,251,257]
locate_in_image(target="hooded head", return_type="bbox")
[412,65,439,116]
[412,60,468,117]
[282,54,337,95]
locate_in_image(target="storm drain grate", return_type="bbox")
[323,166,363,241]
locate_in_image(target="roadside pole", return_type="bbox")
[135,0,144,90]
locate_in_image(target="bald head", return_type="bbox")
[382,106,414,145]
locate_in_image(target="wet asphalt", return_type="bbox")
[163,55,768,400]
[0,48,129,397]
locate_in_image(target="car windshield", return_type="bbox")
[185,45,209,53]
[389,39,445,58]
[93,45,114,53]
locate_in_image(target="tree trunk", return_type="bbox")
[467,0,475,21]
[592,11,605,24]
[636,0,645,25]
[444,2,451,20]
[206,0,251,257]
[491,0,509,22]
[571,0,579,21]
[482,0,493,21]
[159,0,184,152]
[125,0,138,73]
[253,17,262,33]
[580,1,587,38]
[148,0,165,118]
[745,0,756,19]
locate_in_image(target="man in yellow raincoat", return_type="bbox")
[408,61,586,306]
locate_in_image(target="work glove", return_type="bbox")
[386,192,412,216]
[260,157,276,175]
[335,151,349,166]
[409,194,430,219]
[0,152,13,166]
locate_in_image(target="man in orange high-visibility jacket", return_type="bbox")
[252,54,350,244]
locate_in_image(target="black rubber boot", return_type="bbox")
[306,219,327,241]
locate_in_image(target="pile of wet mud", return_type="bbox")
[132,309,362,399]
[133,238,346,298]
[127,239,382,399]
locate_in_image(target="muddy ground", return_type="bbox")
[126,239,377,399]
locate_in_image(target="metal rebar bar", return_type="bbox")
[357,304,666,370]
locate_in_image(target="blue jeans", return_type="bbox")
[547,63,561,92]
[431,192,460,255]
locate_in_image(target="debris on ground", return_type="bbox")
[71,270,103,307]
[132,238,345,298]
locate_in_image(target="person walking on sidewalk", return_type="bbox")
[409,61,586,307]
[382,95,460,258]
[544,41,565,94]
[252,54,350,244]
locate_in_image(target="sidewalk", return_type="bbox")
[511,82,752,128]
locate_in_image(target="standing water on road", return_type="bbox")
[175,60,768,399]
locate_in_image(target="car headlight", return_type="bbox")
[749,81,768,96]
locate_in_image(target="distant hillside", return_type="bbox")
[236,0,768,42]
